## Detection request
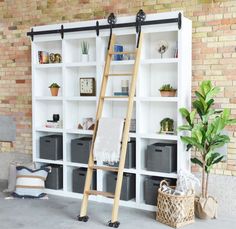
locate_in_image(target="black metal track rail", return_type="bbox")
[27,12,181,41]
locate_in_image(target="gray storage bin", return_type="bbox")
[104,141,136,168]
[72,168,96,193]
[144,177,175,206]
[106,172,135,201]
[71,137,92,164]
[40,135,63,160]
[146,142,177,173]
[45,165,63,190]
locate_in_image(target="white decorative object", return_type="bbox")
[175,169,200,194]
[156,40,169,58]
[81,54,89,62]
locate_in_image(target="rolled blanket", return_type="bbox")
[93,117,124,163]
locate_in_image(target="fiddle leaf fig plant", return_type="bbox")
[179,81,236,198]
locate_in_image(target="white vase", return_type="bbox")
[81,54,89,62]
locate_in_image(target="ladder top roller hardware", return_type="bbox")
[86,190,115,198]
[90,165,119,172]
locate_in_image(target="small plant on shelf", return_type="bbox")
[159,117,174,135]
[159,84,177,97]
[49,83,60,96]
[178,80,236,219]
[81,41,89,62]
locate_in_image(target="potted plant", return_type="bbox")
[81,41,89,62]
[49,83,60,96]
[159,84,177,97]
[159,117,174,134]
[178,80,236,219]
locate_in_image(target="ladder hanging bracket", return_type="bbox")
[136,9,146,33]
[78,215,89,222]
[30,28,34,41]
[107,13,117,50]
[60,25,64,39]
[178,12,182,30]
[96,21,100,36]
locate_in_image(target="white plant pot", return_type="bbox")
[81,54,89,62]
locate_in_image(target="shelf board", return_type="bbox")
[129,132,137,138]
[35,96,63,101]
[66,162,88,168]
[34,158,63,165]
[139,97,178,102]
[66,129,93,135]
[140,133,178,140]
[36,127,63,133]
[110,60,135,65]
[141,58,178,64]
[103,96,136,102]
[140,170,177,178]
[34,63,63,68]
[66,96,97,101]
[65,62,96,67]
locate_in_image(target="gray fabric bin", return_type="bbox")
[144,177,175,206]
[104,141,136,168]
[72,168,96,193]
[71,137,92,164]
[106,172,135,201]
[146,142,177,173]
[40,135,63,160]
[45,165,63,190]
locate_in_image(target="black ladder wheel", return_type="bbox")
[77,215,89,222]
[107,220,120,228]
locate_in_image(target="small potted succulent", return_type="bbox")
[49,83,60,96]
[159,84,177,97]
[81,41,89,62]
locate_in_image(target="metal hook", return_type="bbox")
[136,9,146,48]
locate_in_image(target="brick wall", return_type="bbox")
[0,0,235,176]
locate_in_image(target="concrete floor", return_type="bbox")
[0,181,235,229]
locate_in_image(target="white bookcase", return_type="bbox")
[31,11,192,211]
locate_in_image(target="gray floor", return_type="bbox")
[0,181,235,229]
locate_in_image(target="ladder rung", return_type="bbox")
[101,96,129,99]
[109,51,136,55]
[86,190,115,198]
[90,165,118,172]
[106,73,133,77]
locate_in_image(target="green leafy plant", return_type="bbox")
[159,84,176,91]
[81,41,89,54]
[49,83,60,88]
[179,81,236,198]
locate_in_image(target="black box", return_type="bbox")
[144,177,176,205]
[106,172,135,201]
[72,168,96,193]
[45,165,63,190]
[40,135,63,160]
[146,142,177,173]
[71,137,92,164]
[104,141,136,169]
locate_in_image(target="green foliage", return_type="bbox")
[179,81,236,196]
[81,41,89,54]
[159,84,176,91]
[49,83,60,88]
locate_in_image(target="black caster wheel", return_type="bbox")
[107,220,120,228]
[77,215,89,222]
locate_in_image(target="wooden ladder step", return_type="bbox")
[101,96,129,99]
[106,73,133,77]
[86,190,115,198]
[90,165,118,172]
[109,51,136,55]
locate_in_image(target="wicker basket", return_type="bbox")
[156,180,195,228]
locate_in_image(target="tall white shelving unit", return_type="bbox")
[31,11,192,211]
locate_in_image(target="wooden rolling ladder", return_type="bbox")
[78,32,143,228]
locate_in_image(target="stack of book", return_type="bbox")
[45,120,62,128]
[114,92,129,96]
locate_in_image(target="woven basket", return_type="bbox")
[156,180,195,228]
